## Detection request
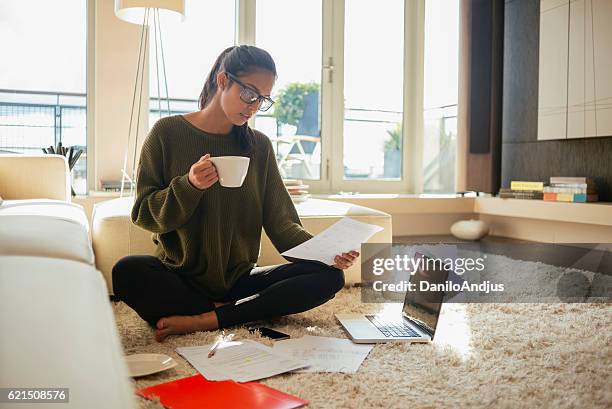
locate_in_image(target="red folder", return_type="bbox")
[138,374,308,409]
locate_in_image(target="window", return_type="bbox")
[343,0,404,181]
[149,0,236,125]
[254,0,323,181]
[142,0,459,194]
[422,0,459,193]
[12,0,456,195]
[0,0,87,194]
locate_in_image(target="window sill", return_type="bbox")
[312,193,477,215]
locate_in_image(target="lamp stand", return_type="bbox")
[120,8,171,197]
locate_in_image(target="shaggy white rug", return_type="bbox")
[113,256,612,409]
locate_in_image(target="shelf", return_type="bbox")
[474,197,612,227]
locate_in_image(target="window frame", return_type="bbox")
[87,0,96,193]
[83,0,428,194]
[330,0,425,194]
[240,0,426,194]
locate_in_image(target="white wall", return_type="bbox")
[93,0,149,189]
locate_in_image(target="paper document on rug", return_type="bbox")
[272,335,374,373]
[281,217,383,265]
[176,339,308,383]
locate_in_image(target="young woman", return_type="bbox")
[112,45,359,342]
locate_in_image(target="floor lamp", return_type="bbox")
[114,0,185,197]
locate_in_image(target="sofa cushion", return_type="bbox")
[0,256,136,408]
[0,199,94,264]
[0,199,89,229]
[0,154,71,201]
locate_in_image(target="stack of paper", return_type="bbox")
[272,335,373,373]
[176,340,308,383]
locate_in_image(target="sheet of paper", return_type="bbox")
[272,335,373,373]
[176,339,308,383]
[281,217,384,265]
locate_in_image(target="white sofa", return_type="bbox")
[92,196,393,294]
[0,154,136,409]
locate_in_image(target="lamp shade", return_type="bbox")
[115,0,185,25]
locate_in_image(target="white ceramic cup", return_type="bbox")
[208,156,250,187]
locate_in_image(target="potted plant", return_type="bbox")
[272,82,321,178]
[273,82,320,138]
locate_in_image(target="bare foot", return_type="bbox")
[155,311,219,342]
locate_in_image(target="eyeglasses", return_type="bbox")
[225,72,275,112]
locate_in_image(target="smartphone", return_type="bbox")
[248,327,290,340]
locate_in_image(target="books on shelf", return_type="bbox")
[499,188,543,200]
[543,192,598,203]
[284,179,310,203]
[543,185,597,194]
[500,176,599,202]
[510,181,546,191]
[543,176,598,202]
[549,176,594,185]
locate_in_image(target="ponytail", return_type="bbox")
[198,46,235,110]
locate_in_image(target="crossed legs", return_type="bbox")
[112,256,345,341]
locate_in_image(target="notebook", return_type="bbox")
[138,374,308,409]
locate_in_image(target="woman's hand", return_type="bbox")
[333,250,360,270]
[188,153,219,190]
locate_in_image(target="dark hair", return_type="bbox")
[198,45,277,151]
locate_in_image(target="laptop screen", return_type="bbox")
[402,252,450,337]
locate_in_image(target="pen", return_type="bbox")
[207,332,235,358]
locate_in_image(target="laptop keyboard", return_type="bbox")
[366,315,420,338]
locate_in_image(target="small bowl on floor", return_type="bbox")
[125,353,178,377]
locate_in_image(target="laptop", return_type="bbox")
[336,251,450,343]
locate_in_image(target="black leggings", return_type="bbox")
[111,255,345,329]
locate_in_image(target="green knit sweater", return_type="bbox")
[131,115,313,299]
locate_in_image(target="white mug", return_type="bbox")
[209,156,250,188]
